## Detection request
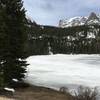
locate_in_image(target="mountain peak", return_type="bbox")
[88,12,99,20]
[59,12,100,28]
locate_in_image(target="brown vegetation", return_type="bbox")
[0,85,98,100]
[13,86,72,100]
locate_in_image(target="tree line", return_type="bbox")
[26,21,100,55]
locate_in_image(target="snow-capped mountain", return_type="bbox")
[59,12,100,28]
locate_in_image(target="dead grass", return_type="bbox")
[13,86,72,100]
[0,96,14,100]
[1,85,97,100]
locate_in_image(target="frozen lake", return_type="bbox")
[25,54,100,91]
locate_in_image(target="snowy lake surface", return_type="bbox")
[25,54,100,91]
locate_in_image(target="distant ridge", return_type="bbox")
[59,12,100,28]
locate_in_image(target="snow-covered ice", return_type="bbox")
[25,54,100,91]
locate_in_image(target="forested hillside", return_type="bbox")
[26,19,100,55]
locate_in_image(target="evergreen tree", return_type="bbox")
[0,0,28,87]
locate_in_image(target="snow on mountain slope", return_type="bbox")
[59,17,88,28]
[59,12,100,28]
[25,54,100,91]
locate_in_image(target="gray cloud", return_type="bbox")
[23,0,100,26]
[40,3,54,12]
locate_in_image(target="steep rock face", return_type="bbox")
[59,12,100,28]
[85,12,100,25]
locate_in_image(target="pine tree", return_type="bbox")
[0,0,28,87]
[0,0,6,88]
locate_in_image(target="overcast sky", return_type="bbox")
[23,0,100,26]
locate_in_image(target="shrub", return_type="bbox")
[59,87,69,93]
[73,86,98,100]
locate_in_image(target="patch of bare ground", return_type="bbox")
[10,85,72,100]
[0,96,14,100]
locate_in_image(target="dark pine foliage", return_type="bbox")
[0,0,28,87]
[26,22,100,55]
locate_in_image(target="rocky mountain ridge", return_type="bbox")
[59,12,100,28]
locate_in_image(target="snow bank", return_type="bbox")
[4,88,15,93]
